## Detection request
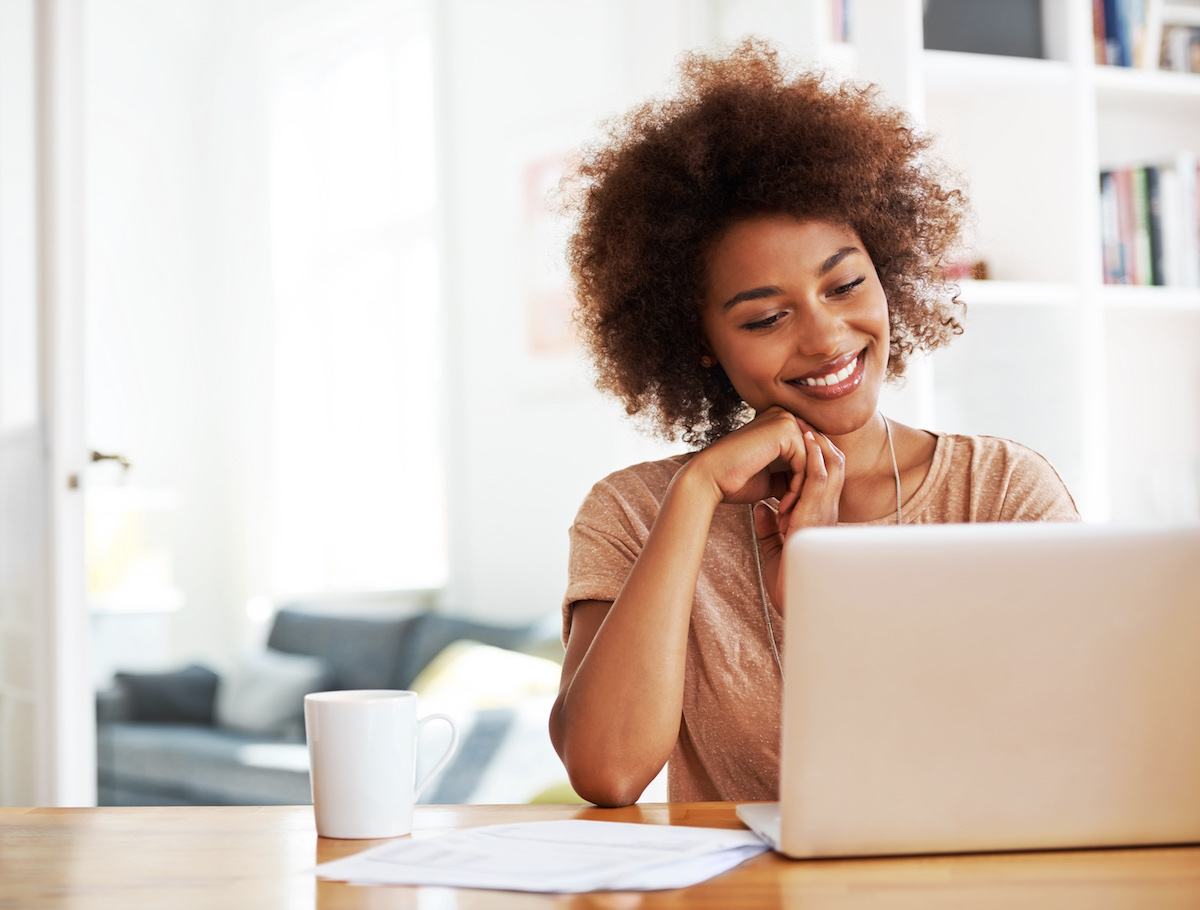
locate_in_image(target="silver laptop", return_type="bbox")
[737,521,1200,858]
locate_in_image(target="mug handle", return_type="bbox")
[414,713,459,801]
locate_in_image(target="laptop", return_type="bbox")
[737,521,1200,858]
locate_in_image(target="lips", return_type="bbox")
[786,349,867,399]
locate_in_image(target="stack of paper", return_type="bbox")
[314,819,769,892]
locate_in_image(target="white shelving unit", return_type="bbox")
[782,0,1200,523]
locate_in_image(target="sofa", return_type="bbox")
[96,606,575,806]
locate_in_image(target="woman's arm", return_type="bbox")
[549,466,722,807]
[549,409,844,806]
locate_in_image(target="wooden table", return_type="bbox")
[5,802,1200,909]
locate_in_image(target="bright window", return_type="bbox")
[266,1,445,594]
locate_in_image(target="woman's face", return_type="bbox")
[700,214,890,439]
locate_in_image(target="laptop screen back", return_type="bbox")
[778,522,1200,858]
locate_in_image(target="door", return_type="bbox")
[0,0,92,807]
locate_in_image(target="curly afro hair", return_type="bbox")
[563,39,967,447]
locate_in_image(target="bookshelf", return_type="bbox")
[795,0,1200,522]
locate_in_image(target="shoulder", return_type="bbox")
[564,454,694,627]
[574,453,693,529]
[941,433,1060,479]
[936,434,1080,521]
[942,433,1048,468]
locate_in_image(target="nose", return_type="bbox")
[789,299,844,358]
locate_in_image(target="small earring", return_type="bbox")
[700,355,716,368]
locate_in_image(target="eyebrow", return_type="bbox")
[819,246,861,276]
[721,285,783,311]
[720,246,863,311]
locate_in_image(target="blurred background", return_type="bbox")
[3,0,1200,806]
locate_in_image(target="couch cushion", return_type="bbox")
[96,723,312,806]
[215,649,333,738]
[113,664,220,724]
[396,614,535,689]
[266,608,421,691]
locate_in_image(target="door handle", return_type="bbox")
[90,450,131,471]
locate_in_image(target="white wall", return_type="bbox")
[437,0,695,621]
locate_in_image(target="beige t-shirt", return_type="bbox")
[562,434,1080,802]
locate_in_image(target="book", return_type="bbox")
[1162,24,1200,71]
[831,0,850,43]
[1146,165,1164,285]
[1178,150,1200,287]
[1099,155,1200,287]
[1095,0,1190,68]
[1142,0,1165,68]
[1100,171,1125,283]
[1095,0,1110,63]
[1108,0,1130,65]
[1131,166,1152,284]
[1160,167,1182,285]
[1113,168,1137,282]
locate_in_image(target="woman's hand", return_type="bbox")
[685,407,807,507]
[685,406,845,520]
[686,407,845,604]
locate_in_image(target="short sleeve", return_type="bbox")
[997,444,1081,522]
[560,458,683,645]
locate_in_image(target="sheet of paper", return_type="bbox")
[314,819,770,892]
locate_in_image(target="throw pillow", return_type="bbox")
[215,649,333,738]
[408,640,560,710]
[114,664,220,724]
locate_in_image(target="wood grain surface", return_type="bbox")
[4,802,1200,909]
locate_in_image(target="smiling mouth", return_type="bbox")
[788,348,863,385]
[798,354,858,387]
[784,349,868,400]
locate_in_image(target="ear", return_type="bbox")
[700,354,717,368]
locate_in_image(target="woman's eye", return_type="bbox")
[830,277,866,297]
[744,313,783,331]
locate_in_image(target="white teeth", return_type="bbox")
[804,356,857,387]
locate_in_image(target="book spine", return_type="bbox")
[1159,167,1181,287]
[1164,25,1185,70]
[1114,168,1134,283]
[1132,167,1153,285]
[1178,150,1200,287]
[1142,0,1164,69]
[1101,172,1122,284]
[1094,0,1109,64]
[1117,0,1132,66]
[1145,165,1164,285]
[1130,0,1147,67]
[1103,0,1123,63]
[1161,25,1200,71]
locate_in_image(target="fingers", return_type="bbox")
[688,406,843,522]
[753,502,786,605]
[753,501,784,562]
[779,424,845,531]
[696,406,809,507]
[771,411,810,515]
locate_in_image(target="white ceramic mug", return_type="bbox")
[304,689,458,839]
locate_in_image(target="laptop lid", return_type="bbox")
[772,522,1200,859]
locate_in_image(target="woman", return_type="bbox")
[549,40,1078,808]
